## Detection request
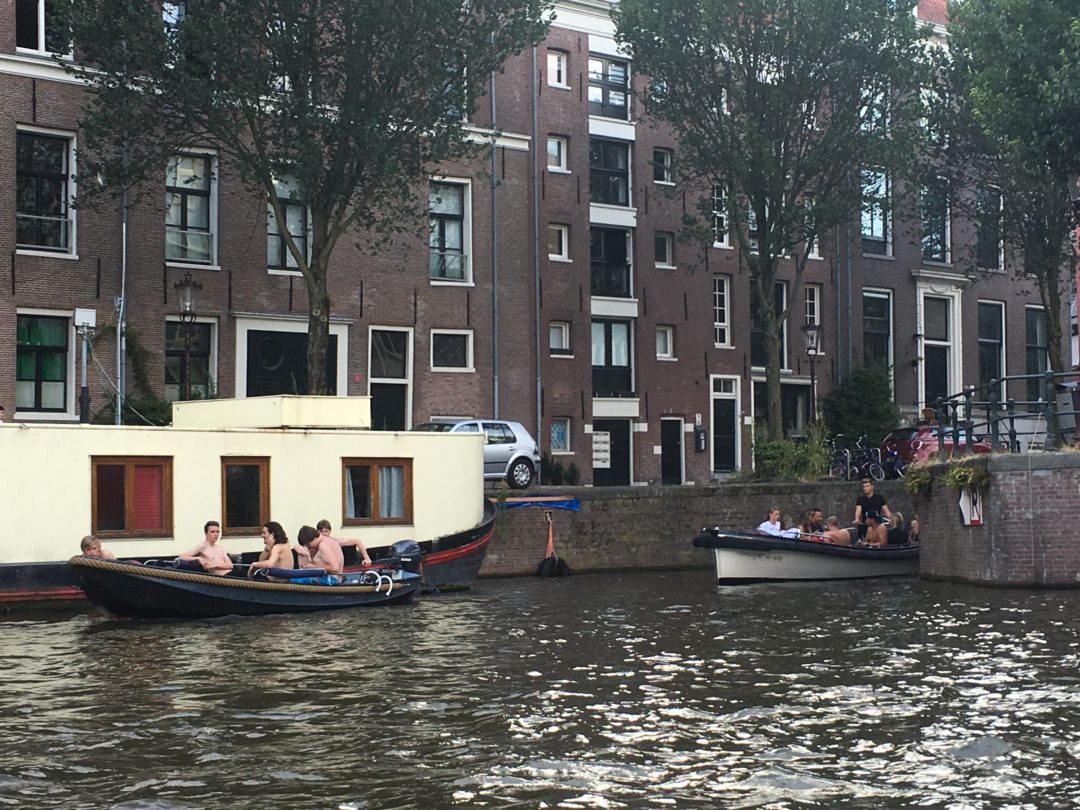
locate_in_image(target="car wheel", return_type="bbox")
[507,459,534,489]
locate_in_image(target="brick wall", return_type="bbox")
[919,453,1080,586]
[481,480,914,576]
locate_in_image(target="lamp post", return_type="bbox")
[802,322,822,425]
[173,272,202,401]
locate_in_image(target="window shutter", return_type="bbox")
[132,464,164,531]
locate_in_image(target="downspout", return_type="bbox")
[833,220,842,378]
[116,138,129,424]
[490,70,500,417]
[531,46,542,441]
[844,217,853,379]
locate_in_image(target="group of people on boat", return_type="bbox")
[756,479,920,548]
[80,518,373,583]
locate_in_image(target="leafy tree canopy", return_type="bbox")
[822,363,899,446]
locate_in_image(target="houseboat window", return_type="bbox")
[222,457,269,535]
[342,458,412,525]
[92,457,173,537]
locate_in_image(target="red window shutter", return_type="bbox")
[132,464,164,531]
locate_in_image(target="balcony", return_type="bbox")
[429,250,470,282]
[591,262,631,298]
[592,366,634,398]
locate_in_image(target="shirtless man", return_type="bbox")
[80,535,117,559]
[316,518,372,565]
[178,520,233,576]
[297,525,345,576]
[864,511,888,548]
[820,516,852,546]
[247,521,293,577]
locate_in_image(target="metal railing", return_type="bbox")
[928,370,1079,459]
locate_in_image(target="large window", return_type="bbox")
[92,457,173,538]
[922,296,953,405]
[166,153,216,264]
[16,0,68,54]
[712,185,728,247]
[549,321,572,356]
[861,169,891,256]
[431,330,473,371]
[429,180,470,282]
[591,319,632,396]
[862,290,893,374]
[653,148,673,183]
[221,457,269,535]
[16,131,73,252]
[16,314,69,413]
[589,139,630,206]
[588,56,629,120]
[1026,307,1049,403]
[805,284,822,328]
[976,186,1003,270]
[267,175,309,271]
[751,282,787,369]
[165,321,213,402]
[921,177,950,263]
[342,459,412,525]
[590,227,631,297]
[547,51,569,88]
[977,301,1005,400]
[713,275,731,347]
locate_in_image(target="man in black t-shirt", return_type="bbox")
[853,478,892,540]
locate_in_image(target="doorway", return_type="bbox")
[660,418,684,484]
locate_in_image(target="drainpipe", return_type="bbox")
[490,69,500,418]
[116,138,129,425]
[531,46,542,440]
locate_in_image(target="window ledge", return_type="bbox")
[807,254,823,261]
[657,356,678,362]
[549,83,572,91]
[167,261,221,272]
[430,280,476,288]
[550,353,575,359]
[547,167,572,174]
[14,411,78,422]
[548,256,573,264]
[862,253,895,261]
[714,344,735,350]
[431,367,476,374]
[922,259,954,269]
[551,450,575,456]
[16,249,78,261]
[654,181,676,187]
[268,267,303,277]
[711,242,733,251]
[655,263,676,270]
[588,114,634,125]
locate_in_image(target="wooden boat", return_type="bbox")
[692,528,920,584]
[69,556,421,619]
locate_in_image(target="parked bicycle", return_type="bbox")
[829,434,885,481]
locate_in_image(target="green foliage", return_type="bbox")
[91,326,173,426]
[614,0,931,439]
[903,463,933,504]
[939,458,992,495]
[752,423,831,481]
[822,364,899,446]
[566,463,581,486]
[540,454,581,486]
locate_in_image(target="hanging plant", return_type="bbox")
[939,459,991,495]
[904,463,933,503]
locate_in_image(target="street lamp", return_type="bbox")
[802,322,822,425]
[173,271,202,401]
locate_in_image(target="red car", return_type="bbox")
[881,426,992,463]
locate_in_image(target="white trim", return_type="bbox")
[234,316,349,398]
[547,223,571,261]
[546,135,569,172]
[587,33,629,59]
[430,328,475,373]
[588,117,636,142]
[464,126,531,152]
[915,282,964,409]
[589,204,637,229]
[16,249,80,261]
[592,398,640,418]
[16,125,77,256]
[367,325,414,429]
[166,150,219,267]
[550,416,572,453]
[547,50,570,89]
[0,53,80,84]
[14,0,72,58]
[654,231,675,268]
[167,262,222,273]
[709,374,741,472]
[549,321,572,356]
[429,175,473,285]
[655,325,675,359]
[590,297,639,319]
[13,307,77,418]
[164,315,219,401]
[549,2,617,38]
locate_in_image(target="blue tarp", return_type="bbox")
[500,498,581,512]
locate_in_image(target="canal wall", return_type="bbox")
[919,452,1080,587]
[481,480,915,577]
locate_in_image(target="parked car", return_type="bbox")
[881,425,992,463]
[412,419,541,489]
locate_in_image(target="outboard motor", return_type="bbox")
[377,540,423,575]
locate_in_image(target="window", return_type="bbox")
[591,319,633,396]
[16,314,69,412]
[712,185,728,246]
[548,224,570,261]
[861,169,891,256]
[166,153,216,264]
[590,227,631,297]
[547,136,568,172]
[860,88,888,135]
[221,457,269,535]
[654,232,674,267]
[977,301,1005,400]
[431,330,473,371]
[922,295,953,405]
[1026,307,1049,403]
[805,284,821,328]
[588,56,629,120]
[343,459,412,525]
[921,177,950,263]
[549,321,572,356]
[550,418,571,453]
[16,0,68,54]
[803,194,819,258]
[162,1,185,30]
[547,50,569,88]
[92,457,173,538]
[862,291,893,375]
[267,175,309,272]
[656,325,675,359]
[165,321,213,402]
[589,139,630,206]
[746,202,764,251]
[751,282,788,369]
[976,186,1003,270]
[16,131,73,253]
[713,275,731,347]
[429,180,470,282]
[653,148,673,183]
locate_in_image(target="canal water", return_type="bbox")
[3,571,1080,809]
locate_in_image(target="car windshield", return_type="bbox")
[885,429,918,442]
[412,422,456,432]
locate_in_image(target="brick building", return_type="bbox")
[0,0,1069,486]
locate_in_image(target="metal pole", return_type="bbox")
[182,320,192,401]
[809,352,817,425]
[79,325,90,423]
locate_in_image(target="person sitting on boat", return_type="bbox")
[800,507,825,535]
[853,478,892,540]
[316,518,372,566]
[820,516,852,546]
[80,534,116,560]
[178,520,233,576]
[863,511,888,548]
[247,521,293,577]
[757,507,800,539]
[296,525,344,583]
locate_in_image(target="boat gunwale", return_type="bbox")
[693,529,920,559]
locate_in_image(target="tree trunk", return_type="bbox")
[304,263,331,396]
[751,270,785,441]
[1040,264,1066,374]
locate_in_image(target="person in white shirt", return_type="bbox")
[757,507,784,537]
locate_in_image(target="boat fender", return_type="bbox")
[379,574,394,593]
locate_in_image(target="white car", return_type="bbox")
[412,419,541,488]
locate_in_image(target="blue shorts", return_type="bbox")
[289,575,337,585]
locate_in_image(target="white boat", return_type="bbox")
[692,528,919,584]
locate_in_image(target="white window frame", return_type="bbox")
[656,325,676,360]
[861,169,892,258]
[547,51,569,89]
[548,224,571,262]
[711,185,729,248]
[15,0,71,57]
[547,135,569,173]
[430,329,474,373]
[804,283,822,332]
[655,231,675,268]
[653,148,674,185]
[234,316,349,398]
[549,321,572,357]
[164,315,218,403]
[976,299,1006,402]
[713,275,732,348]
[15,126,78,259]
[710,374,742,472]
[804,193,820,259]
[428,176,473,286]
[916,284,963,410]
[267,174,311,277]
[862,288,895,393]
[550,417,572,454]
[165,150,220,270]
[13,307,77,421]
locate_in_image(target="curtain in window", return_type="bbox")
[378,465,404,518]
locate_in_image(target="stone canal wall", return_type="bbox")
[919,453,1080,587]
[480,480,915,577]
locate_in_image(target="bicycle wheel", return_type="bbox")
[868,463,886,482]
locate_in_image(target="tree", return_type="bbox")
[59,0,549,394]
[946,0,1080,375]
[614,0,931,439]
[822,363,899,446]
